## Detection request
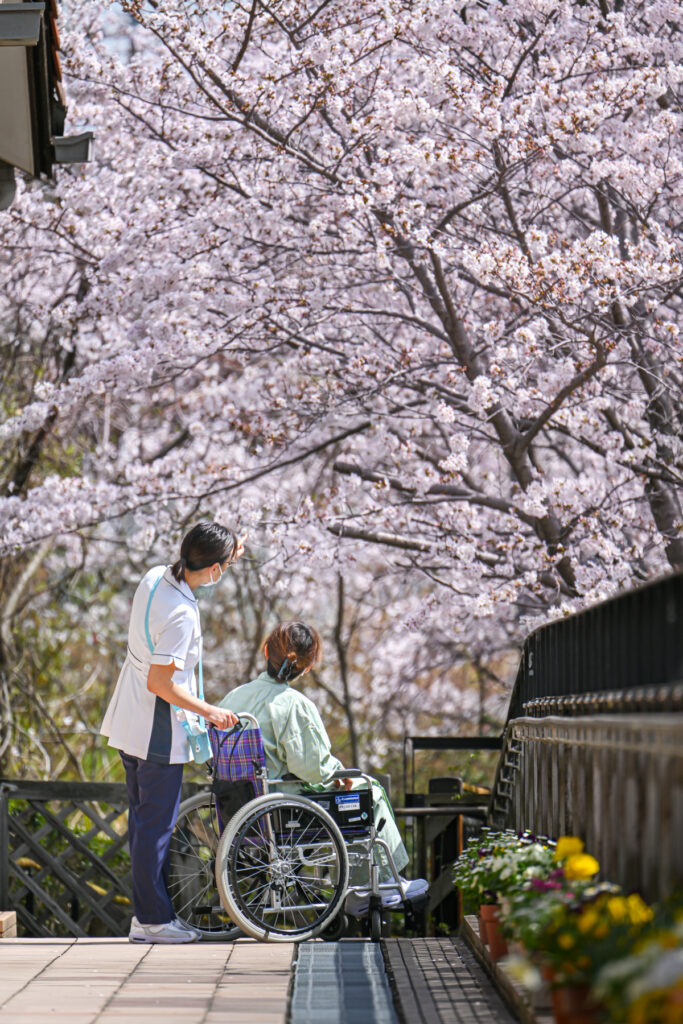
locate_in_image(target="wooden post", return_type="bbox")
[0,783,11,910]
[0,910,17,938]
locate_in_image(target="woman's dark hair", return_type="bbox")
[263,621,322,682]
[171,522,238,582]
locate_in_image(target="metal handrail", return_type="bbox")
[506,569,683,721]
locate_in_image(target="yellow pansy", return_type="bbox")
[626,894,653,925]
[557,932,575,950]
[578,908,599,934]
[553,836,584,862]
[607,896,629,923]
[564,853,600,880]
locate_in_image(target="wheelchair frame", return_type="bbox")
[188,713,413,942]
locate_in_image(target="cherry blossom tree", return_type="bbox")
[0,0,681,776]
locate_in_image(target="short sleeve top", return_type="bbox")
[101,566,202,763]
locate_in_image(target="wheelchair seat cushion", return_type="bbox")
[210,723,266,783]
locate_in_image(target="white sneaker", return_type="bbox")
[345,877,429,917]
[173,917,202,940]
[128,915,199,943]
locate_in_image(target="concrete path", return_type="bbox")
[0,938,294,1024]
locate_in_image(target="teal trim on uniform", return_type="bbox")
[144,571,209,762]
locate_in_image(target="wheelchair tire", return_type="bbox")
[168,791,243,941]
[215,793,349,942]
[370,908,382,942]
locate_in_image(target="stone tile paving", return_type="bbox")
[382,938,519,1024]
[1,936,522,1024]
[0,939,294,1024]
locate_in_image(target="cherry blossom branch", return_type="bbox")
[231,0,259,73]
[327,523,431,552]
[517,344,607,452]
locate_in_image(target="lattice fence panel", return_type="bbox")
[0,779,204,937]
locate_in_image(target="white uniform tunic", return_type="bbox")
[101,566,202,764]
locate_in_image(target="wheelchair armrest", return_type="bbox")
[331,769,364,779]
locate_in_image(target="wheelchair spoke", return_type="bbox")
[223,797,347,937]
[171,795,241,937]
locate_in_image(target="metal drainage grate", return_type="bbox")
[290,942,399,1024]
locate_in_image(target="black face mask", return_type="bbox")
[268,657,302,682]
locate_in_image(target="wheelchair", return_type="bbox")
[168,713,425,942]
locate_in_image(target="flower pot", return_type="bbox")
[478,907,488,944]
[479,903,508,961]
[550,984,601,1024]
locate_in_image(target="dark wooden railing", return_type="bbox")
[506,569,683,720]
[490,569,683,903]
[0,779,204,938]
[399,736,501,929]
[495,714,683,902]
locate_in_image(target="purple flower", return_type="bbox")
[530,878,563,892]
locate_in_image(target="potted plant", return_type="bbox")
[453,828,555,960]
[593,916,683,1022]
[512,888,653,1024]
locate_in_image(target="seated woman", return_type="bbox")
[218,620,428,915]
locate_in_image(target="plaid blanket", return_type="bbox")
[210,722,266,788]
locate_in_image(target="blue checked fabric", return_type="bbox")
[210,723,266,791]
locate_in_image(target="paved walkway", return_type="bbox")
[0,937,521,1024]
[0,939,294,1024]
[383,939,518,1024]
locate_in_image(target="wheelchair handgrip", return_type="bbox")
[331,769,364,779]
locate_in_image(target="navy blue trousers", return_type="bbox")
[120,752,184,925]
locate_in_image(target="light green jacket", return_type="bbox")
[219,668,409,880]
[218,670,344,786]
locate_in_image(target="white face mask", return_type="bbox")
[203,564,223,589]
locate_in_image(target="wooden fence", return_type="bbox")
[0,779,203,937]
[489,713,683,902]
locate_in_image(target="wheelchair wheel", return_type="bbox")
[215,793,349,942]
[168,791,243,940]
[370,908,382,942]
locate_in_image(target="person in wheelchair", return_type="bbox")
[218,620,428,917]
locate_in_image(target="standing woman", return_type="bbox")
[101,522,242,943]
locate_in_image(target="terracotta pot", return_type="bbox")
[669,984,683,1005]
[478,908,488,944]
[550,984,601,1024]
[479,903,508,961]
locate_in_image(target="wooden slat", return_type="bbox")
[9,862,88,938]
[9,815,124,936]
[31,801,127,889]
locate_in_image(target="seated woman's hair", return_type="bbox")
[171,522,238,582]
[264,621,322,682]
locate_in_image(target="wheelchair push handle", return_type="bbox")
[208,712,260,734]
[235,712,259,729]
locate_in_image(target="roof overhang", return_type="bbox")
[0,0,93,208]
[0,2,44,46]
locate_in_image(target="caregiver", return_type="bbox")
[101,521,243,944]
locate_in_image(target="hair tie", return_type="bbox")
[277,656,295,681]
